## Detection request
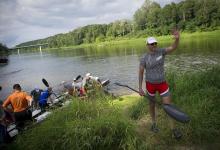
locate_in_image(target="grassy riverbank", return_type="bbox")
[43,29,220,51]
[7,66,220,150]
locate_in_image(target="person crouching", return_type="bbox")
[38,87,53,112]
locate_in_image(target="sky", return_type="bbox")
[0,0,181,48]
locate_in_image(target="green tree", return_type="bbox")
[133,0,153,30]
[195,0,219,27]
[0,43,9,56]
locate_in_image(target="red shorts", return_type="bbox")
[146,81,169,97]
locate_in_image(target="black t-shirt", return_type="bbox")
[31,89,43,101]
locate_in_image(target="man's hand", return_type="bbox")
[172,29,180,40]
[139,88,145,96]
[165,29,180,54]
[29,98,33,107]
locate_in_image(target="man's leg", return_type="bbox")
[26,109,33,121]
[14,111,25,131]
[34,99,38,110]
[39,103,45,113]
[146,82,159,133]
[148,96,159,133]
[149,97,156,124]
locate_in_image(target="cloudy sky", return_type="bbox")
[0,0,181,48]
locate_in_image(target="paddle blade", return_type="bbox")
[163,104,190,123]
[101,80,110,87]
[42,78,49,87]
[75,75,81,80]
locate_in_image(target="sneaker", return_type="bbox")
[172,128,182,140]
[150,123,159,133]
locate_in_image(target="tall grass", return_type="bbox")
[167,66,220,144]
[8,91,147,150]
[129,98,148,120]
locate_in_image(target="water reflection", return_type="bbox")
[1,37,220,100]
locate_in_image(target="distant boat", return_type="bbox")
[0,57,8,63]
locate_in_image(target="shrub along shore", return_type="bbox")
[6,66,220,150]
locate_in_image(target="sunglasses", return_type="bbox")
[149,42,157,46]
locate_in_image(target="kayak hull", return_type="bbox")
[163,104,190,123]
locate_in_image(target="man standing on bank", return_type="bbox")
[139,29,182,139]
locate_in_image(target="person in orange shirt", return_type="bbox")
[3,84,33,130]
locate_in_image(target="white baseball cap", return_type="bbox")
[146,37,157,44]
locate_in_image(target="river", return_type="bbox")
[0,34,220,100]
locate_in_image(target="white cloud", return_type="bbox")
[0,0,181,47]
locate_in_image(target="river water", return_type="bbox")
[0,35,220,100]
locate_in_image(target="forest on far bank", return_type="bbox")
[16,0,220,49]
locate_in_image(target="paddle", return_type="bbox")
[75,75,82,81]
[114,82,190,123]
[101,79,110,87]
[42,78,58,97]
[42,78,49,87]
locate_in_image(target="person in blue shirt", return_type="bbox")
[38,87,52,112]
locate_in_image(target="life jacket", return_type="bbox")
[39,90,51,105]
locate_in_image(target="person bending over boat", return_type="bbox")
[84,73,102,87]
[38,87,53,112]
[72,76,86,97]
[31,87,43,110]
[61,81,75,96]
[139,29,182,139]
[3,84,33,130]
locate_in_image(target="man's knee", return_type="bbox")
[162,96,172,104]
[148,95,156,104]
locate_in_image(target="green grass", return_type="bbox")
[6,66,220,149]
[167,66,220,145]
[7,92,147,150]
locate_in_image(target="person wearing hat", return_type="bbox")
[139,29,182,139]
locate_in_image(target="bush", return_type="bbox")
[166,66,220,144]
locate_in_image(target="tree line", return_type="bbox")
[17,0,220,49]
[0,43,9,56]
